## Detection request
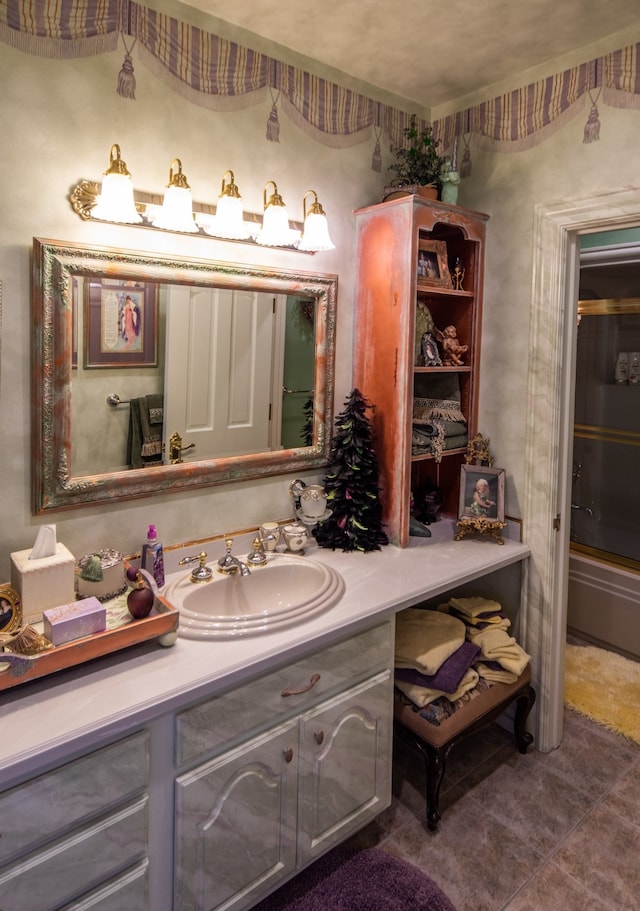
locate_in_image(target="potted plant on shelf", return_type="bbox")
[384,117,447,202]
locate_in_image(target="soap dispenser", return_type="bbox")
[141,524,165,588]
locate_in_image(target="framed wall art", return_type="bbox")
[416,239,453,289]
[84,278,158,368]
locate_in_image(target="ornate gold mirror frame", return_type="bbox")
[32,238,337,512]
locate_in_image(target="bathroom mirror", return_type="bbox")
[32,238,337,512]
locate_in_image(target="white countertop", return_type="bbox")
[0,521,529,782]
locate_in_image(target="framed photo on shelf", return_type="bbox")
[84,278,158,368]
[416,239,453,289]
[458,465,505,523]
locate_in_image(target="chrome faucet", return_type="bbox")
[218,538,251,576]
[179,551,213,583]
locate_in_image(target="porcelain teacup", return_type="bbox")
[259,521,281,552]
[282,523,309,553]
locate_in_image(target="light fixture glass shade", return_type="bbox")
[256,180,294,247]
[204,170,252,239]
[298,191,335,252]
[152,159,198,233]
[92,144,142,224]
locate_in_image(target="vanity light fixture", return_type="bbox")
[202,169,252,240]
[256,180,298,247]
[69,150,333,253]
[298,190,335,252]
[91,144,142,224]
[151,158,198,233]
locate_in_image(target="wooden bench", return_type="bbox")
[393,665,535,831]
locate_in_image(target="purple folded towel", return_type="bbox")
[395,640,481,694]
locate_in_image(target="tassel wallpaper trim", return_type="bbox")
[266,91,280,142]
[117,35,137,99]
[2,2,640,163]
[371,128,382,172]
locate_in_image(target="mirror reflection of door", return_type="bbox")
[281,298,316,449]
[164,287,276,460]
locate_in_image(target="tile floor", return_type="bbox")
[346,696,640,910]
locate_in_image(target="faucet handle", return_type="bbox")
[179,551,212,583]
[218,538,234,569]
[246,537,268,567]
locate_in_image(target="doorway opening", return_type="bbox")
[523,186,640,753]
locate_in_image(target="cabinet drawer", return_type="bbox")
[0,796,148,911]
[63,860,149,910]
[176,620,393,765]
[0,731,149,866]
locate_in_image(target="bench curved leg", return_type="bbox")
[426,746,447,831]
[514,684,536,753]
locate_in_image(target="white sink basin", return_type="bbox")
[163,553,345,639]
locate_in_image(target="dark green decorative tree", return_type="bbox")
[314,389,389,553]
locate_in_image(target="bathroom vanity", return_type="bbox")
[0,523,529,911]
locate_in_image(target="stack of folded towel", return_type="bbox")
[394,596,531,721]
[446,596,530,683]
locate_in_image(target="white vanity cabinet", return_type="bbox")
[0,530,531,911]
[173,622,394,911]
[0,731,150,911]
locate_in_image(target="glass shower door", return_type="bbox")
[571,299,640,568]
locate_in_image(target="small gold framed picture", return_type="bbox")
[416,239,453,289]
[0,584,22,635]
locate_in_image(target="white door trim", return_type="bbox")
[523,185,640,752]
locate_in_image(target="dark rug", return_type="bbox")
[252,844,457,911]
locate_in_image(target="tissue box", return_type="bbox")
[43,597,107,646]
[11,543,76,625]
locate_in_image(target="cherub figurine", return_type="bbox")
[435,324,468,366]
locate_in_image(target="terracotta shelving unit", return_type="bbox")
[353,195,489,545]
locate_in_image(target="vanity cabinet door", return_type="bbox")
[174,719,298,911]
[297,671,392,864]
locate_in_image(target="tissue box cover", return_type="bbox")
[10,543,76,625]
[43,597,107,646]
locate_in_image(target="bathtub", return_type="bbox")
[568,549,640,660]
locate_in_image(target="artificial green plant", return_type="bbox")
[314,388,389,553]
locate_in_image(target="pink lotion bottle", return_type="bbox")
[141,524,165,588]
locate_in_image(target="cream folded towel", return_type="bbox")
[395,667,479,707]
[464,616,512,633]
[395,609,466,675]
[448,596,503,617]
[466,626,530,677]
[475,662,518,684]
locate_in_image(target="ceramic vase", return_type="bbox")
[259,521,280,552]
[282,524,309,553]
[299,485,327,519]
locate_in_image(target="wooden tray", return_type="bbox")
[0,593,179,693]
